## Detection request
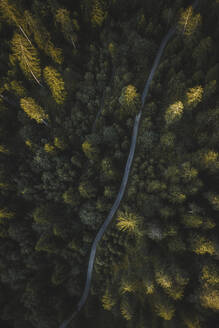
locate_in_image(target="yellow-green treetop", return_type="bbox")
[0,208,14,219]
[165,100,184,125]
[20,97,48,123]
[23,10,63,64]
[43,66,67,104]
[10,33,41,85]
[119,84,140,115]
[91,0,107,27]
[178,6,201,36]
[0,0,28,39]
[55,8,79,47]
[186,85,203,108]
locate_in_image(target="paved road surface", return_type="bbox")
[59,1,199,326]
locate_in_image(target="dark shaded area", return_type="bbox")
[0,0,218,328]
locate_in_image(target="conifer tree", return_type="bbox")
[101,158,117,180]
[190,232,216,255]
[178,6,201,36]
[54,137,67,150]
[62,187,80,207]
[82,140,99,160]
[55,8,79,48]
[165,101,184,125]
[0,144,9,154]
[0,208,14,219]
[200,150,219,173]
[120,298,133,321]
[200,287,219,311]
[91,0,107,27]
[185,85,203,108]
[44,143,55,153]
[0,0,32,45]
[78,181,96,199]
[116,210,140,236]
[23,10,63,64]
[43,66,67,104]
[205,192,219,211]
[153,292,175,321]
[20,97,48,124]
[200,262,219,285]
[119,84,140,115]
[10,33,42,85]
[101,289,116,310]
[10,80,26,97]
[35,233,57,253]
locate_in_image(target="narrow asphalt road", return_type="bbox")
[59,1,199,326]
[59,26,176,328]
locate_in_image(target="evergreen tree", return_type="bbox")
[0,0,32,45]
[10,33,42,85]
[119,84,140,116]
[20,97,48,123]
[55,8,79,48]
[43,66,67,104]
[178,5,201,36]
[91,0,107,27]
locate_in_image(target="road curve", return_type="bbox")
[59,1,199,327]
[59,27,175,328]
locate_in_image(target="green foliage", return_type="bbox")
[0,208,14,220]
[54,137,67,150]
[153,293,175,321]
[35,233,57,253]
[10,33,41,83]
[79,180,97,199]
[182,214,203,228]
[91,0,107,27]
[200,286,219,311]
[23,9,63,64]
[82,140,99,160]
[205,192,219,211]
[79,202,102,228]
[102,289,116,310]
[189,233,216,255]
[62,187,80,207]
[119,85,140,116]
[43,66,67,104]
[101,158,117,180]
[185,85,203,108]
[160,132,175,148]
[120,297,133,321]
[178,6,201,36]
[20,97,48,123]
[51,261,69,286]
[32,205,53,225]
[165,101,184,125]
[55,8,79,47]
[200,150,219,173]
[0,1,218,327]
[116,210,140,236]
[200,262,219,285]
[10,80,26,96]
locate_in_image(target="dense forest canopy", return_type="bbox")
[0,0,219,327]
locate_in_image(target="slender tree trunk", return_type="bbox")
[19,38,43,87]
[70,36,76,49]
[18,25,33,46]
[183,7,192,34]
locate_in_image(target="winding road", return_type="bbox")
[59,1,199,327]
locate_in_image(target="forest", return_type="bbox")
[0,0,219,327]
